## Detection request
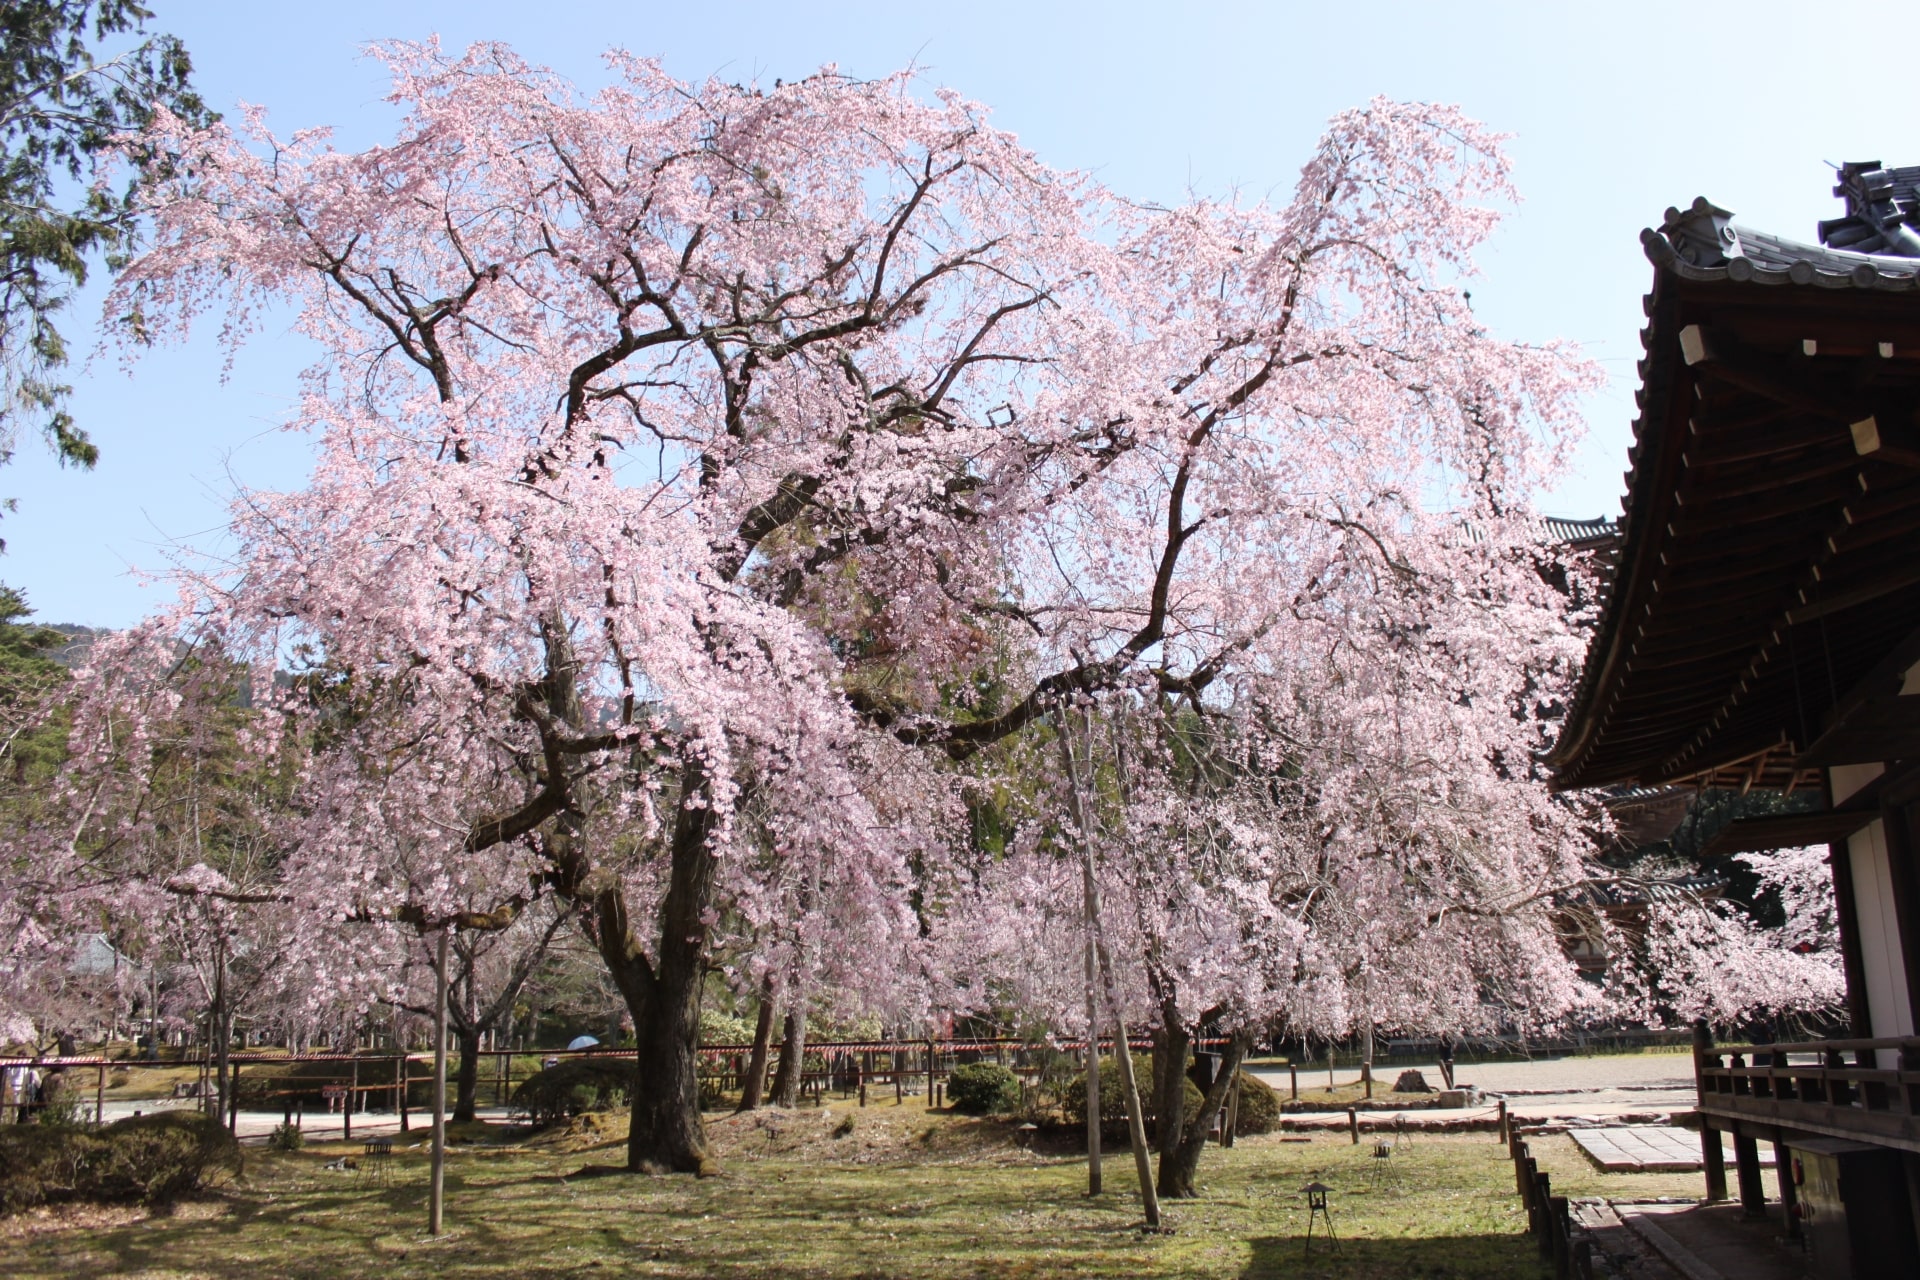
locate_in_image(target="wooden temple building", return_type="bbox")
[1550,162,1920,1277]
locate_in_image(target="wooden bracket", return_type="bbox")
[1850,412,1920,468]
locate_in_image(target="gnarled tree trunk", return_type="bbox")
[1156,1031,1250,1198]
[736,983,776,1112]
[770,1003,807,1108]
[1152,1000,1191,1156]
[452,1024,482,1122]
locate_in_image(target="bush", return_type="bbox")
[510,1058,637,1125]
[947,1063,1021,1115]
[1060,1055,1202,1138]
[1232,1070,1280,1135]
[0,1112,242,1214]
[267,1121,304,1152]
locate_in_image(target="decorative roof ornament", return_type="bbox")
[1818,162,1920,258]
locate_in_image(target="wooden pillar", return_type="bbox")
[1773,1131,1799,1240]
[1733,1132,1767,1220]
[1693,1021,1727,1201]
[1701,1125,1727,1201]
[1828,836,1876,1037]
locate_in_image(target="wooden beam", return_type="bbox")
[1698,811,1877,857]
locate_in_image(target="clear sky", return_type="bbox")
[4,0,1909,626]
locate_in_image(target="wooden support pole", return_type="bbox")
[345,1059,355,1141]
[1497,1098,1508,1143]
[1701,1125,1727,1202]
[399,1055,410,1132]
[430,927,449,1237]
[1289,1062,1298,1100]
[1060,712,1154,1229]
[1347,1106,1358,1144]
[1773,1131,1800,1239]
[1362,1062,1372,1100]
[1733,1132,1767,1220]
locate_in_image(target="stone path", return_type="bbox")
[1572,1125,1704,1172]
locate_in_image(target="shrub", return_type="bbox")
[267,1122,304,1152]
[0,1112,242,1214]
[1060,1055,1202,1138]
[510,1058,637,1125]
[1232,1070,1280,1135]
[947,1063,1021,1115]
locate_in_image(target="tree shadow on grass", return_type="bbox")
[1241,1232,1543,1279]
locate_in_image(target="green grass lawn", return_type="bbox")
[1,1108,1558,1280]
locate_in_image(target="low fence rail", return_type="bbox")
[0,1035,1231,1135]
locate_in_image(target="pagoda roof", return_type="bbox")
[1550,173,1920,791]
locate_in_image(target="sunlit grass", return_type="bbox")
[2,1117,1552,1279]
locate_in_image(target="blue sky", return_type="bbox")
[5,0,1908,625]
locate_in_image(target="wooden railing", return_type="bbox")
[1696,1034,1920,1153]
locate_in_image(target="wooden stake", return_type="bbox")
[430,927,449,1236]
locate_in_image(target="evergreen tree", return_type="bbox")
[1,2,210,524]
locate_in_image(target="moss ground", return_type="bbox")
[0,1101,1576,1279]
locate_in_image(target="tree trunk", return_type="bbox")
[453,1023,482,1122]
[770,1004,807,1108]
[1156,1031,1250,1199]
[1154,1002,1190,1157]
[596,755,722,1175]
[737,983,776,1112]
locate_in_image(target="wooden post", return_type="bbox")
[95,1063,105,1126]
[1700,1124,1727,1201]
[1347,1106,1358,1144]
[345,1058,355,1141]
[228,1062,240,1135]
[1550,1195,1571,1278]
[1497,1098,1508,1143]
[430,927,450,1237]
[1773,1130,1800,1239]
[1362,1061,1372,1100]
[1733,1132,1766,1220]
[1534,1172,1553,1256]
[1327,1047,1335,1091]
[1289,1062,1298,1100]
[1692,1020,1727,1201]
[398,1055,410,1132]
